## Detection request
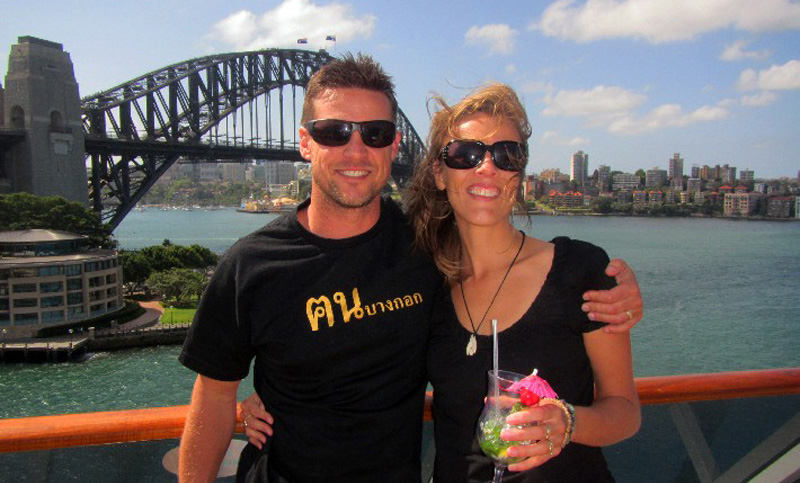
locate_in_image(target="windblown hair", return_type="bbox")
[404,83,532,285]
[302,53,398,123]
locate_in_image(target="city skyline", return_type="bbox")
[2,0,799,178]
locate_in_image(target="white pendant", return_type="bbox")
[466,333,477,356]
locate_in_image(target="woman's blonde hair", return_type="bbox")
[404,83,532,285]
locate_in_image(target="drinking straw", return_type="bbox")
[492,319,499,377]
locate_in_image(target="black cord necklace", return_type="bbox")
[460,230,526,356]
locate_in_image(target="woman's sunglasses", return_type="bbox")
[440,140,527,172]
[303,119,397,148]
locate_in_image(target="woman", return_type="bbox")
[404,83,640,481]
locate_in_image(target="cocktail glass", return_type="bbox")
[476,369,530,483]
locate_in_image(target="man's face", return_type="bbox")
[299,88,400,210]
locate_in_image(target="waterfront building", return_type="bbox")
[570,151,589,187]
[632,191,647,205]
[0,229,123,338]
[646,167,667,188]
[221,163,247,182]
[649,190,664,205]
[669,153,684,190]
[597,164,611,192]
[264,161,297,186]
[723,192,762,217]
[613,173,640,191]
[523,174,539,200]
[539,168,566,184]
[548,190,584,208]
[687,178,702,199]
[767,197,794,218]
[796,197,800,219]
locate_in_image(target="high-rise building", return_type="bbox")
[722,164,737,184]
[596,165,611,192]
[669,153,684,190]
[740,169,754,184]
[570,151,589,187]
[691,165,700,178]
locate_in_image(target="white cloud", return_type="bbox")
[531,0,800,44]
[540,85,730,135]
[720,39,771,61]
[464,24,517,55]
[209,0,375,51]
[741,91,778,106]
[737,60,800,90]
[505,63,518,75]
[541,86,646,118]
[607,103,730,135]
[540,130,589,146]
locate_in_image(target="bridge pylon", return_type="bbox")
[2,37,88,204]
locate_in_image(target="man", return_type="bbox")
[178,54,643,483]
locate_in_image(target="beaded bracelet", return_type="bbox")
[541,398,576,448]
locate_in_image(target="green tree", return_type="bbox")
[0,193,113,247]
[119,251,153,294]
[591,197,614,214]
[146,268,207,308]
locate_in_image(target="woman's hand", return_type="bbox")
[582,258,644,333]
[500,401,570,472]
[239,392,274,449]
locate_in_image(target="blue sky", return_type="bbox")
[3,0,799,179]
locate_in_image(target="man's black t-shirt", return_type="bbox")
[180,197,444,482]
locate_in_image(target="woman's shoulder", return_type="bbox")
[548,236,611,282]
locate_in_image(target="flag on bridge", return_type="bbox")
[297,38,308,44]
[326,35,336,41]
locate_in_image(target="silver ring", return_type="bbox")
[625,310,633,321]
[544,424,551,439]
[243,418,249,428]
[547,439,554,456]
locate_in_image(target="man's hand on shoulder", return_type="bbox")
[582,258,643,333]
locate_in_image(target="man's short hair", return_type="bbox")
[302,53,398,123]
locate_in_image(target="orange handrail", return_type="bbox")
[1,367,799,453]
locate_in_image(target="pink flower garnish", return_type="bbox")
[508,369,558,399]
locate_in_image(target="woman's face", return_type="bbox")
[434,113,523,229]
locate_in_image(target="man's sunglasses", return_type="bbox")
[440,140,527,172]
[303,119,397,148]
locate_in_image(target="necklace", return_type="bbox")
[460,231,526,356]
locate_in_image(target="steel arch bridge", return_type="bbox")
[82,48,426,229]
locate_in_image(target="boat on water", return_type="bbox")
[0,368,798,482]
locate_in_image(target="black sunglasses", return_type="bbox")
[303,119,397,148]
[440,140,527,172]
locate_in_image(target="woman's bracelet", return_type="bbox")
[541,398,576,448]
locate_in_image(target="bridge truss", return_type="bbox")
[82,48,426,229]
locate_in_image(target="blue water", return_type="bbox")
[1,209,799,419]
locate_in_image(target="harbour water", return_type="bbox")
[1,208,799,419]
